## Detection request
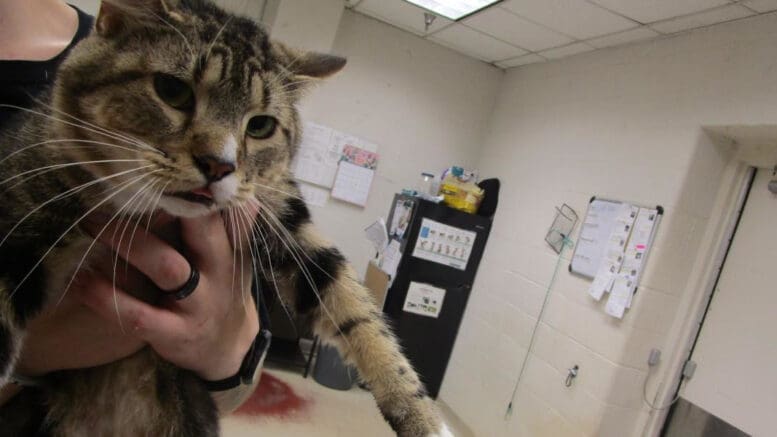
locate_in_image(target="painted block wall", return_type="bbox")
[299,11,502,276]
[440,12,777,437]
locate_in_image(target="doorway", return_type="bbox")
[662,168,777,436]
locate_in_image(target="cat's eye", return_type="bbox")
[246,115,277,140]
[153,73,195,111]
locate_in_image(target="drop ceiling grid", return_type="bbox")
[350,0,768,68]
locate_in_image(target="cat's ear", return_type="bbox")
[96,0,183,37]
[273,42,347,82]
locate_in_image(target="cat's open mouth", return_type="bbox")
[168,187,214,206]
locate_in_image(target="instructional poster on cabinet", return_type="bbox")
[411,218,477,271]
[403,282,446,318]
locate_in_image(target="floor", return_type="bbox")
[222,368,472,436]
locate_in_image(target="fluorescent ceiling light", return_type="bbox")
[404,0,503,21]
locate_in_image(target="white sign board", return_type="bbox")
[411,218,477,271]
[403,282,446,318]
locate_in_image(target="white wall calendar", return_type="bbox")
[330,145,379,207]
[291,121,378,189]
[570,197,663,319]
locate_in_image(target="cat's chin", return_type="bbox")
[158,196,218,218]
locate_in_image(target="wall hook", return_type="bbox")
[565,365,579,387]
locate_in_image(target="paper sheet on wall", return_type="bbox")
[411,218,477,271]
[380,240,402,280]
[588,259,619,301]
[291,122,341,187]
[298,182,329,207]
[572,200,623,278]
[331,161,375,206]
[291,122,379,188]
[605,274,635,319]
[403,282,446,318]
[364,218,389,254]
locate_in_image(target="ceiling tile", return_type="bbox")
[538,42,595,59]
[355,0,453,36]
[650,5,754,34]
[429,24,528,62]
[741,0,777,13]
[589,0,730,24]
[495,53,546,68]
[500,0,638,39]
[462,7,573,51]
[586,26,661,48]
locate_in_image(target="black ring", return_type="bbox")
[169,264,199,300]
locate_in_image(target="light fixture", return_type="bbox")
[404,0,503,21]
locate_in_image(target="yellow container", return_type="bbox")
[440,177,484,214]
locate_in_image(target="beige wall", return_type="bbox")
[299,11,502,276]
[441,12,777,437]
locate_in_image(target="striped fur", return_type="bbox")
[0,0,445,435]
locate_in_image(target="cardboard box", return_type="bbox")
[363,260,389,310]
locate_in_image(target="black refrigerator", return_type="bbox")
[382,194,492,399]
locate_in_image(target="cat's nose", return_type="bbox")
[193,154,235,182]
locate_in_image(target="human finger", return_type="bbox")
[84,217,191,292]
[75,270,184,340]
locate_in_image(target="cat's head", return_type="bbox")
[53,0,345,217]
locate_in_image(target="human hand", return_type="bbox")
[14,278,146,377]
[79,210,260,381]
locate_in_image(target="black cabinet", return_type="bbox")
[382,195,492,399]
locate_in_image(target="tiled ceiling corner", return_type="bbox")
[347,0,777,69]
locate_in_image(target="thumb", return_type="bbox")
[180,213,230,269]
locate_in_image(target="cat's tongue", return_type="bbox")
[191,187,213,199]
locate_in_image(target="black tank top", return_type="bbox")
[0,5,94,132]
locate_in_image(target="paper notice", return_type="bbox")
[364,218,388,254]
[331,161,375,207]
[605,275,635,319]
[402,282,446,318]
[298,183,329,207]
[380,240,402,279]
[588,259,619,301]
[411,218,477,271]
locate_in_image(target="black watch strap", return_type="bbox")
[203,328,272,392]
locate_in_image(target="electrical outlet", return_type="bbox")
[682,360,697,380]
[648,348,661,367]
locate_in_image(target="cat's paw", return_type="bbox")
[427,422,454,437]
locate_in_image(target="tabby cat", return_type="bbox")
[0,0,450,435]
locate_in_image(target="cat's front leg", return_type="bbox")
[278,223,450,437]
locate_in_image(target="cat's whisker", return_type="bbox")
[145,180,171,233]
[58,172,160,310]
[234,204,261,306]
[254,206,351,345]
[226,208,239,300]
[237,201,298,336]
[258,199,339,285]
[232,206,248,306]
[141,6,196,59]
[107,177,159,327]
[0,165,155,249]
[0,104,160,154]
[25,97,157,151]
[250,181,306,201]
[0,139,141,167]
[123,179,163,276]
[204,15,233,63]
[0,158,149,189]
[15,169,160,301]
